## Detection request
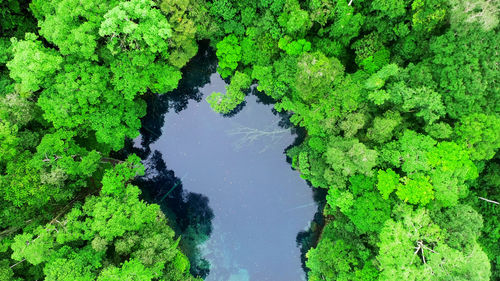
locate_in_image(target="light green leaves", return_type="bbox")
[378,207,491,281]
[376,168,400,200]
[215,34,241,78]
[101,155,144,195]
[7,33,62,93]
[295,52,344,101]
[427,141,478,206]
[455,113,500,161]
[207,71,250,114]
[99,0,172,57]
[97,259,154,281]
[396,173,434,205]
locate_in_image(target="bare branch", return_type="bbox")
[479,197,499,205]
[10,258,26,269]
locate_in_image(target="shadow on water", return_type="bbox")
[117,41,218,278]
[138,40,218,150]
[136,150,214,278]
[118,139,214,278]
[118,40,327,280]
[296,186,327,273]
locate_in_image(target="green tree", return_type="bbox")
[378,206,490,281]
[206,71,251,114]
[295,52,344,101]
[215,34,242,78]
[376,168,401,200]
[454,113,500,161]
[7,33,62,93]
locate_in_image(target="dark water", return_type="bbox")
[125,44,322,281]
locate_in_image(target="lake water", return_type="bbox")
[128,45,320,281]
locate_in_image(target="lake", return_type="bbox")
[128,44,321,281]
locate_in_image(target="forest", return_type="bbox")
[0,0,499,280]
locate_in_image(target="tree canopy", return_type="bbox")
[1,0,499,280]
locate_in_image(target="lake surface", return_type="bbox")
[128,45,319,281]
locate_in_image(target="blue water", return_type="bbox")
[129,45,318,281]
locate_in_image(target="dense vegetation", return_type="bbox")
[0,0,499,280]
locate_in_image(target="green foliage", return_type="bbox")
[325,137,378,179]
[99,0,182,96]
[427,141,478,207]
[7,33,62,93]
[30,0,117,60]
[97,259,154,281]
[396,173,434,205]
[197,1,498,280]
[159,0,199,68]
[328,175,391,233]
[474,162,500,279]
[295,52,344,101]
[378,206,490,281]
[388,83,445,124]
[372,0,406,19]
[433,204,483,253]
[454,113,500,161]
[277,37,311,56]
[2,0,499,279]
[99,0,172,56]
[278,2,311,36]
[352,33,389,74]
[0,1,200,280]
[6,0,191,150]
[9,164,198,280]
[376,168,401,200]
[215,34,242,78]
[364,64,399,90]
[411,0,447,32]
[306,217,378,281]
[428,27,499,119]
[366,111,402,143]
[206,71,251,114]
[101,155,144,195]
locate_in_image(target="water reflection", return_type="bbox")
[122,42,322,280]
[137,41,218,149]
[137,150,214,278]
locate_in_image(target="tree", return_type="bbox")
[366,111,402,144]
[295,51,344,101]
[8,0,188,150]
[97,259,154,281]
[325,137,378,179]
[215,34,242,78]
[396,173,434,206]
[29,0,118,60]
[377,206,490,281]
[278,1,311,36]
[159,0,199,68]
[306,216,378,281]
[376,168,401,200]
[411,0,447,32]
[454,113,500,161]
[9,160,199,280]
[428,27,499,119]
[7,33,62,93]
[432,204,483,253]
[427,141,478,207]
[328,175,391,233]
[371,0,406,19]
[206,71,251,114]
[448,0,499,31]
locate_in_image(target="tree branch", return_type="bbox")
[479,197,499,205]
